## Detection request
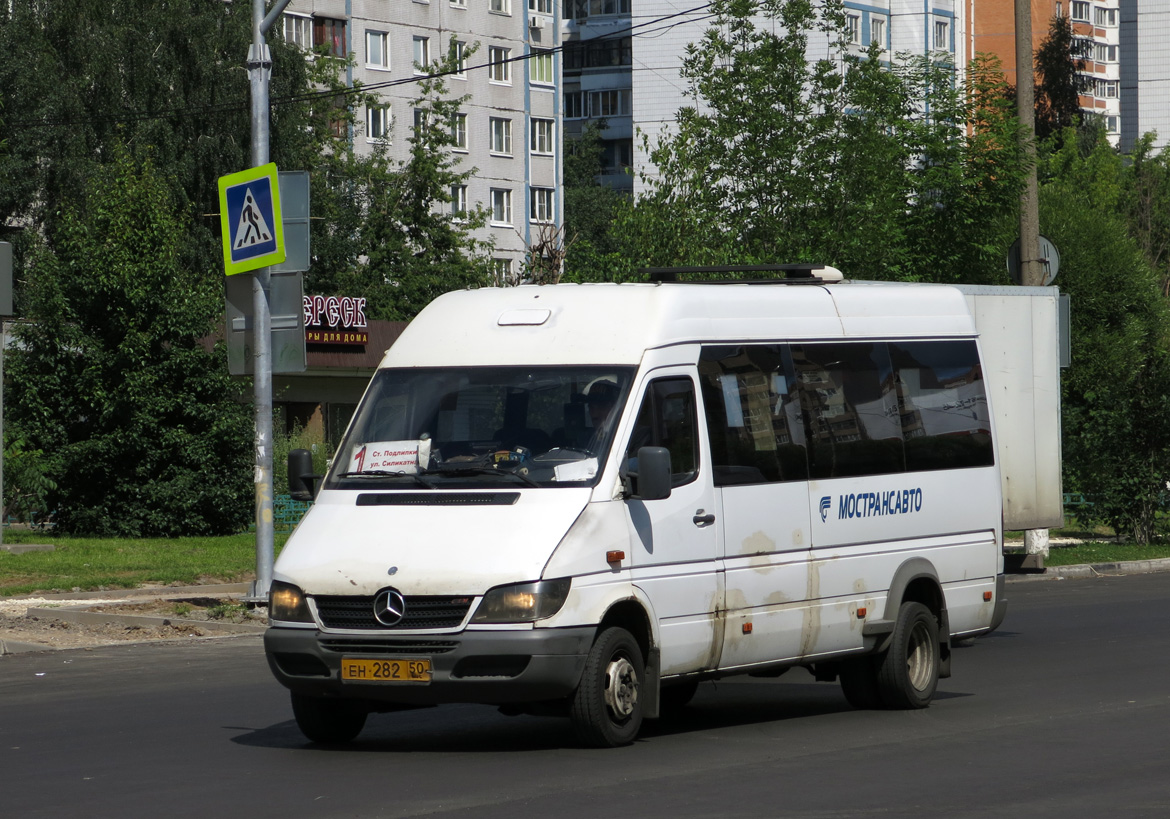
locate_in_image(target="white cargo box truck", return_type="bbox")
[956,285,1065,532]
[266,270,1062,747]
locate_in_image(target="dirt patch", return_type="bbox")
[0,596,268,652]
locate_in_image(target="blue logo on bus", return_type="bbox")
[822,488,924,521]
[819,496,832,522]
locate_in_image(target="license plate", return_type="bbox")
[341,657,432,683]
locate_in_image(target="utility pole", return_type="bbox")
[1015,0,1049,568]
[247,0,293,601]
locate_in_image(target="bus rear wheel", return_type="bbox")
[876,601,940,709]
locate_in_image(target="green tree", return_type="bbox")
[1040,130,1170,543]
[622,0,1024,283]
[0,0,323,281]
[1120,133,1170,292]
[7,150,253,536]
[562,122,628,282]
[1033,14,1084,145]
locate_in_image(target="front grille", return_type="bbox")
[314,594,474,630]
[356,492,519,506]
[319,637,459,655]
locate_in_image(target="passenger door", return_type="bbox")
[697,345,813,670]
[623,371,723,676]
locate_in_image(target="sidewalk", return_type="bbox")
[5,558,1170,655]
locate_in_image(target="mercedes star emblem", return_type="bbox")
[373,588,406,627]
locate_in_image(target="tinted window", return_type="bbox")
[794,342,904,479]
[889,340,994,471]
[626,377,699,487]
[699,346,809,486]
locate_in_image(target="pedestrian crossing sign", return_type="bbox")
[218,163,286,276]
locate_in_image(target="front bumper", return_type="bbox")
[264,625,595,706]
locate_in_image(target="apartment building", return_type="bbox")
[1120,0,1170,153]
[281,0,562,279]
[973,0,1122,146]
[561,0,634,192]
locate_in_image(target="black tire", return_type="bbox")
[876,601,940,709]
[657,679,700,716]
[570,627,645,747]
[291,692,368,744]
[839,656,884,709]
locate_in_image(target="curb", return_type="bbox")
[25,607,267,634]
[7,582,252,602]
[1006,556,1170,582]
[1,583,264,655]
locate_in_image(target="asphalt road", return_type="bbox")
[3,573,1170,818]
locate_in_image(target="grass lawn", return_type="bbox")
[0,529,289,597]
[5,525,1169,597]
[1042,540,1170,566]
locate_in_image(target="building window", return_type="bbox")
[531,118,555,155]
[531,188,554,223]
[530,50,554,85]
[846,14,860,44]
[563,89,631,119]
[452,41,468,77]
[492,258,514,284]
[366,31,388,69]
[314,17,347,58]
[451,112,468,151]
[1096,78,1119,98]
[529,0,553,14]
[601,139,633,173]
[283,14,311,49]
[564,91,585,119]
[489,46,512,83]
[366,104,390,141]
[567,0,630,18]
[1106,115,1119,133]
[451,185,468,218]
[592,89,630,117]
[490,117,513,155]
[933,19,949,50]
[451,0,467,7]
[1094,6,1117,27]
[413,36,431,72]
[1094,42,1118,63]
[414,107,432,137]
[562,38,632,69]
[1070,1,1090,22]
[870,16,886,48]
[1072,37,1094,60]
[490,0,510,14]
[490,189,513,225]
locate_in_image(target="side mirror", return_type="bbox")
[288,448,318,501]
[623,446,672,501]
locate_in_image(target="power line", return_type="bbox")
[7,4,716,130]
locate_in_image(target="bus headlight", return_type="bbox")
[269,580,314,624]
[471,578,571,623]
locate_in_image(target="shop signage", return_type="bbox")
[304,295,368,345]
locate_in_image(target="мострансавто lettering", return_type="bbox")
[837,488,923,519]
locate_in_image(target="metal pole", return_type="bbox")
[246,0,291,601]
[1015,0,1049,567]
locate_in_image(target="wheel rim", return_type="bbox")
[603,654,639,720]
[905,620,934,692]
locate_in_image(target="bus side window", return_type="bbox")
[626,377,699,487]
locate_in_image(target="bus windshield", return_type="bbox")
[325,366,636,490]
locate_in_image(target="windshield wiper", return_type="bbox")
[338,470,436,489]
[430,465,541,488]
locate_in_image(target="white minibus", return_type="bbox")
[265,268,1007,747]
